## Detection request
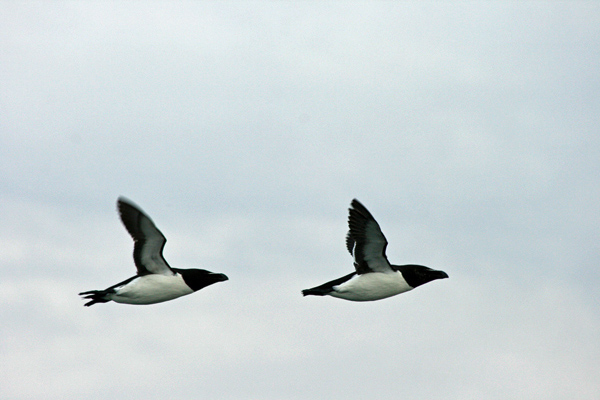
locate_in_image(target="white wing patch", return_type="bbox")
[347,199,393,274]
[118,197,174,276]
[136,213,173,275]
[356,219,392,273]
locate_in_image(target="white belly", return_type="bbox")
[329,271,412,301]
[111,274,193,305]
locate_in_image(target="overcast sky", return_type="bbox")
[1,1,599,399]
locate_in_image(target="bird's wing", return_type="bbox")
[345,234,355,255]
[347,199,392,274]
[117,197,174,276]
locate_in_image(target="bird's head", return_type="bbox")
[176,269,229,291]
[397,264,448,288]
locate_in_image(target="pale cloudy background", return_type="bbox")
[1,1,599,399]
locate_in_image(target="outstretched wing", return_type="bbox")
[117,197,174,276]
[347,199,392,274]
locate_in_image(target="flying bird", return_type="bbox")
[302,199,448,301]
[79,197,228,306]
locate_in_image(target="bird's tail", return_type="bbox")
[301,286,331,296]
[302,272,356,297]
[79,290,111,307]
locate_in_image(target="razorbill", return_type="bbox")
[79,197,228,306]
[302,199,448,301]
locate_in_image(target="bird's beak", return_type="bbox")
[215,273,229,282]
[433,270,449,280]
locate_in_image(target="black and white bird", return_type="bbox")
[302,199,448,301]
[79,197,228,306]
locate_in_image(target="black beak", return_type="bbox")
[433,270,449,280]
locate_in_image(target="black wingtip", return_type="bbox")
[117,195,134,205]
[350,198,367,209]
[116,196,141,217]
[349,199,375,219]
[117,196,133,211]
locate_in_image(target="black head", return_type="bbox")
[174,268,229,292]
[396,264,448,289]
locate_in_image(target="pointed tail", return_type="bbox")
[302,272,356,297]
[302,287,330,296]
[78,290,111,307]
